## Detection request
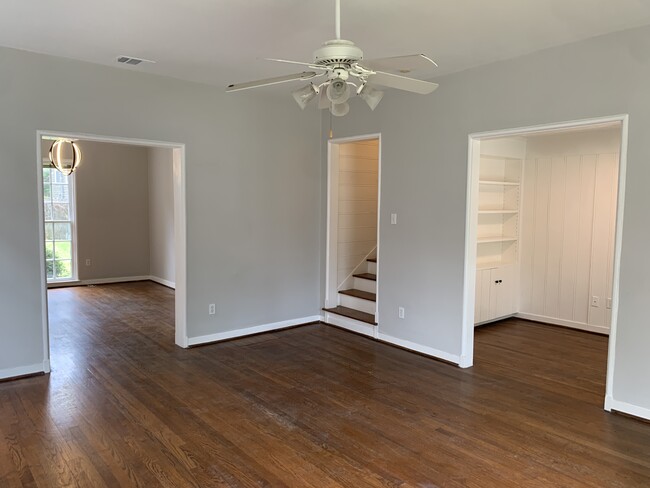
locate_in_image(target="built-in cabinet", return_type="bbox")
[475,139,524,325]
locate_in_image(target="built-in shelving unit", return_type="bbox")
[474,139,525,325]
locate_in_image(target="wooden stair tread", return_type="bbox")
[339,289,376,302]
[353,273,377,281]
[367,258,377,263]
[323,306,377,325]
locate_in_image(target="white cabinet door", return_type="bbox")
[474,265,518,324]
[475,267,495,324]
[493,264,517,318]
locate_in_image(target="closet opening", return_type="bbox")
[461,116,628,412]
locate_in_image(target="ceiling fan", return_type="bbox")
[226,0,439,116]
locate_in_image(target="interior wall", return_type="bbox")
[148,147,175,287]
[320,24,650,415]
[337,139,378,286]
[0,45,320,377]
[519,128,620,333]
[41,139,151,281]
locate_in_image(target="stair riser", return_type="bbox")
[367,261,377,274]
[338,294,376,315]
[353,277,376,293]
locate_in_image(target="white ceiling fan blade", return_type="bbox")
[369,71,439,95]
[226,72,319,92]
[363,54,438,74]
[264,58,331,71]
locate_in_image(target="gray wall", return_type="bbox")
[321,25,650,412]
[73,141,150,280]
[0,46,321,374]
[148,147,175,286]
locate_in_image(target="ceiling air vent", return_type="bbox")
[116,56,155,66]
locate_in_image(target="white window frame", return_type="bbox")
[42,161,78,283]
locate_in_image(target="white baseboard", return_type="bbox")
[47,275,151,288]
[377,332,461,365]
[516,312,610,335]
[605,395,650,421]
[322,311,377,338]
[0,361,47,380]
[148,275,176,289]
[187,315,322,346]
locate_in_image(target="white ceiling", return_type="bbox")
[3,0,650,88]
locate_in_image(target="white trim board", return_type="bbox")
[37,130,189,361]
[516,313,610,335]
[377,332,462,365]
[605,396,650,422]
[0,361,49,381]
[47,275,151,288]
[187,316,322,347]
[149,276,176,289]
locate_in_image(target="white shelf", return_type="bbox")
[477,236,518,244]
[479,180,520,186]
[478,209,519,215]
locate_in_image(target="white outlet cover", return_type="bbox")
[398,306,405,319]
[391,213,397,225]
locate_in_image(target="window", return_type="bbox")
[43,166,77,282]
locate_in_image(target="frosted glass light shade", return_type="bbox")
[292,84,318,110]
[326,80,350,104]
[359,85,384,111]
[330,102,350,117]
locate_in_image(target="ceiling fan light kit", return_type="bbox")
[226,0,439,117]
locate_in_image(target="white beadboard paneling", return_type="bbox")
[558,156,582,321]
[338,185,377,202]
[530,158,551,316]
[339,158,377,173]
[574,156,597,325]
[544,157,567,318]
[519,129,620,332]
[588,154,618,327]
[519,159,536,312]
[337,140,379,286]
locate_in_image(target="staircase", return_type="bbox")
[324,257,377,325]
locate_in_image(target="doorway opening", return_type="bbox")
[324,134,381,338]
[462,115,628,412]
[37,131,188,374]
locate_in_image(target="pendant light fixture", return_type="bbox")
[49,139,82,176]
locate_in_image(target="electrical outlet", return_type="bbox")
[391,213,397,225]
[591,296,600,307]
[606,298,612,310]
[398,306,405,319]
[209,304,216,315]
[85,259,91,266]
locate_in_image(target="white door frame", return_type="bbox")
[36,130,189,372]
[461,115,629,411]
[325,133,382,329]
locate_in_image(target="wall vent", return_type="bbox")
[116,56,155,66]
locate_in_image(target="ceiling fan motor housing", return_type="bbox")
[313,39,363,67]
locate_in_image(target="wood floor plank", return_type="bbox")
[0,282,649,487]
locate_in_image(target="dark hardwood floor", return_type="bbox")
[1,282,649,487]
